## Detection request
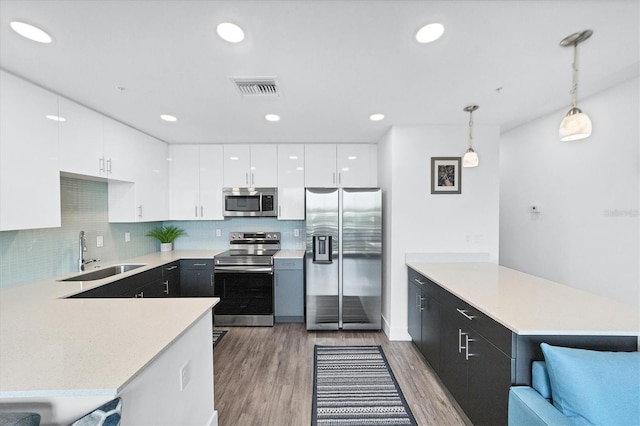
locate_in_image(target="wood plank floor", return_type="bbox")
[213,324,472,426]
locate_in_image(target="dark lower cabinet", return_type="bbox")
[409,267,513,425]
[408,272,441,371]
[180,259,214,297]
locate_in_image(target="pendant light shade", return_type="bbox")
[559,30,593,141]
[559,107,592,141]
[462,148,479,167]
[462,105,479,168]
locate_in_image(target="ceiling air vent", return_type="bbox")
[232,78,280,97]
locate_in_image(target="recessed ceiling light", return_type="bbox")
[10,21,53,43]
[46,114,65,122]
[289,155,298,160]
[416,23,444,44]
[217,22,244,43]
[265,114,280,122]
[369,113,385,121]
[160,114,177,122]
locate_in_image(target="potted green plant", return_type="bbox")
[146,225,187,252]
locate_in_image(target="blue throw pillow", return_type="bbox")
[540,343,640,425]
[69,398,121,426]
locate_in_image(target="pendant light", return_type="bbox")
[462,105,479,168]
[559,30,593,141]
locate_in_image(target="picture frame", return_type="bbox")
[430,157,461,194]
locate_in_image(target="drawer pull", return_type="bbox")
[456,308,476,321]
[414,278,425,286]
[193,263,207,266]
[166,266,178,271]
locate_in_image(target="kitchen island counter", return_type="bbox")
[0,250,223,425]
[407,262,639,336]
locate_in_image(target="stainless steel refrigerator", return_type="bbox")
[305,188,382,330]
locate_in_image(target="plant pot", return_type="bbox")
[160,242,173,252]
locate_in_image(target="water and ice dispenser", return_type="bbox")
[312,236,332,263]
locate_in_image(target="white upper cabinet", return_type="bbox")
[59,99,138,182]
[305,144,377,188]
[277,144,305,187]
[277,144,305,220]
[198,145,224,220]
[107,131,169,222]
[0,71,61,231]
[169,144,223,220]
[304,144,338,187]
[337,144,378,187]
[58,97,104,177]
[102,117,137,182]
[223,144,277,187]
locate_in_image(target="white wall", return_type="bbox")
[379,124,500,340]
[500,77,639,308]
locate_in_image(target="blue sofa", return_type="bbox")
[508,343,640,425]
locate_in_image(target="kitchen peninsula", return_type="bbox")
[406,262,639,425]
[0,251,222,426]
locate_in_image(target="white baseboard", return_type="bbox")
[208,410,218,426]
[381,314,411,341]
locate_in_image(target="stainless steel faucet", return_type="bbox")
[78,231,98,271]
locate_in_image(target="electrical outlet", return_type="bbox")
[216,229,221,237]
[96,236,104,247]
[180,361,191,390]
[293,229,299,237]
[125,232,131,242]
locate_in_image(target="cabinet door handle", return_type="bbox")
[210,274,214,287]
[164,280,169,294]
[99,157,105,173]
[166,266,178,271]
[278,205,281,217]
[414,278,425,286]
[456,308,476,321]
[195,206,198,217]
[201,206,204,217]
[458,329,468,353]
[245,172,249,185]
[332,172,336,185]
[338,172,341,185]
[106,158,112,173]
[465,334,477,361]
[138,205,143,218]
[251,173,255,186]
[135,291,144,298]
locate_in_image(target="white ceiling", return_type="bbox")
[0,0,637,144]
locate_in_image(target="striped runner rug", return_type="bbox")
[312,345,417,426]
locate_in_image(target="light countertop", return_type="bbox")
[0,250,222,398]
[407,262,640,337]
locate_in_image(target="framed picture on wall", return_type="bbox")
[431,157,461,194]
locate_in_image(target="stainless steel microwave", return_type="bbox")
[223,188,278,217]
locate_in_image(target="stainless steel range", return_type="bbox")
[213,232,280,326]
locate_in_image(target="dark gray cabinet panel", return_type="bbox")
[274,258,304,323]
[71,267,162,298]
[409,267,513,425]
[180,259,214,297]
[408,269,441,371]
[162,261,180,297]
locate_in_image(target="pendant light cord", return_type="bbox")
[570,43,579,109]
[468,110,474,149]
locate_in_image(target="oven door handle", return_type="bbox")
[214,266,274,274]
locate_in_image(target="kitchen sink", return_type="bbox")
[58,264,146,281]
